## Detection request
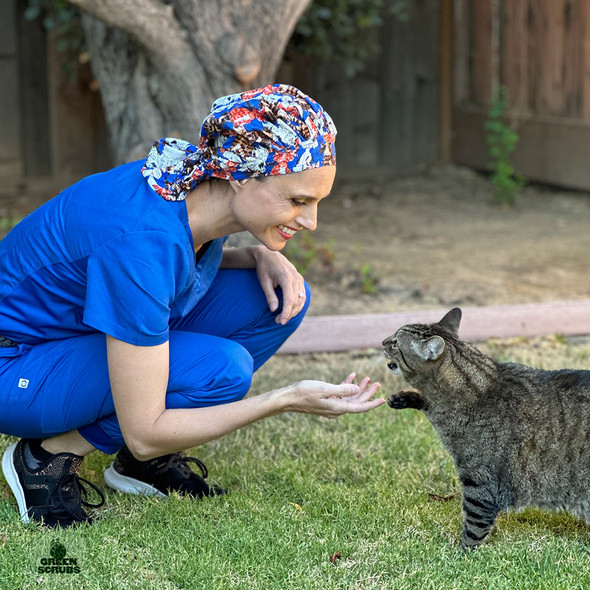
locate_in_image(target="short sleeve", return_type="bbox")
[83,231,192,346]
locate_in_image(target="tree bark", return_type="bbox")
[67,0,312,164]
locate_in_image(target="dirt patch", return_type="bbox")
[3,165,590,318]
[293,165,590,316]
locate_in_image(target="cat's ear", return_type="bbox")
[411,336,445,361]
[438,308,462,336]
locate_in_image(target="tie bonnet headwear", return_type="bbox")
[142,84,337,201]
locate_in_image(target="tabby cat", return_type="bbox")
[382,308,590,548]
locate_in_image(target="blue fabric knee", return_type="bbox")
[79,333,255,454]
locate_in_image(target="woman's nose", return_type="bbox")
[296,206,318,231]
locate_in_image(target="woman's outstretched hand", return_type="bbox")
[277,372,385,418]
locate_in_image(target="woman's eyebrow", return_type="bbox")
[297,192,331,201]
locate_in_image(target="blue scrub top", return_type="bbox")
[0,160,225,346]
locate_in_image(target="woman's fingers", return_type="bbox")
[275,278,306,325]
[352,397,387,412]
[260,275,280,313]
[338,375,378,401]
[294,380,363,401]
[350,381,382,403]
[328,390,386,414]
[274,273,293,324]
[335,376,385,413]
[278,280,305,324]
[320,395,385,418]
[341,372,356,385]
[355,376,371,395]
[254,249,306,325]
[288,377,385,417]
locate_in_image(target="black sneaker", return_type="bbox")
[1,439,105,528]
[103,446,226,498]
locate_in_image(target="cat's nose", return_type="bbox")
[382,336,397,348]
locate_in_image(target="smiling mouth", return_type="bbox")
[276,224,297,239]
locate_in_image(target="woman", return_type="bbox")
[0,84,384,528]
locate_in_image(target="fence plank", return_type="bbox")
[0,0,17,56]
[472,0,494,105]
[0,0,22,176]
[579,0,590,118]
[17,0,51,176]
[504,0,529,113]
[408,0,440,168]
[537,0,552,114]
[47,40,111,177]
[379,12,413,175]
[562,0,581,116]
[540,0,566,114]
[351,79,380,168]
[440,0,453,161]
[453,107,590,190]
[453,0,470,105]
[526,0,542,113]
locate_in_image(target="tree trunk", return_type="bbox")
[67,0,312,164]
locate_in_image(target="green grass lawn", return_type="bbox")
[1,336,590,589]
[0,217,21,240]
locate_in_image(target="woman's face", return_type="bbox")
[232,165,336,250]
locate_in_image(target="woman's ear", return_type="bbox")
[229,178,251,193]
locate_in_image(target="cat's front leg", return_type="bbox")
[460,487,500,550]
[387,390,428,411]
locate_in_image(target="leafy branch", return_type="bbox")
[484,87,525,206]
[290,0,412,77]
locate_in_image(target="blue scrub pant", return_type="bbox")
[0,269,310,454]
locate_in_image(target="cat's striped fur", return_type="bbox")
[382,308,590,548]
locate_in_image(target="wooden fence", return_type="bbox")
[1,0,110,180]
[7,0,590,191]
[1,0,440,185]
[283,0,441,180]
[452,0,590,190]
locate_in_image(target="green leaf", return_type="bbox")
[315,7,332,19]
[42,15,55,30]
[23,5,40,20]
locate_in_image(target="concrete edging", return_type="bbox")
[277,300,590,354]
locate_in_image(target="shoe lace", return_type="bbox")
[153,453,208,480]
[46,473,105,522]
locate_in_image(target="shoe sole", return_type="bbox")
[2,443,30,523]
[103,463,167,498]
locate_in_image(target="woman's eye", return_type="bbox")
[291,199,305,207]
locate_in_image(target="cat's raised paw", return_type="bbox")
[387,393,410,409]
[387,390,426,411]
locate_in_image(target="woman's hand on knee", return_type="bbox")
[253,248,306,325]
[278,372,385,418]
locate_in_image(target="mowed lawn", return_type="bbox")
[1,336,590,589]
